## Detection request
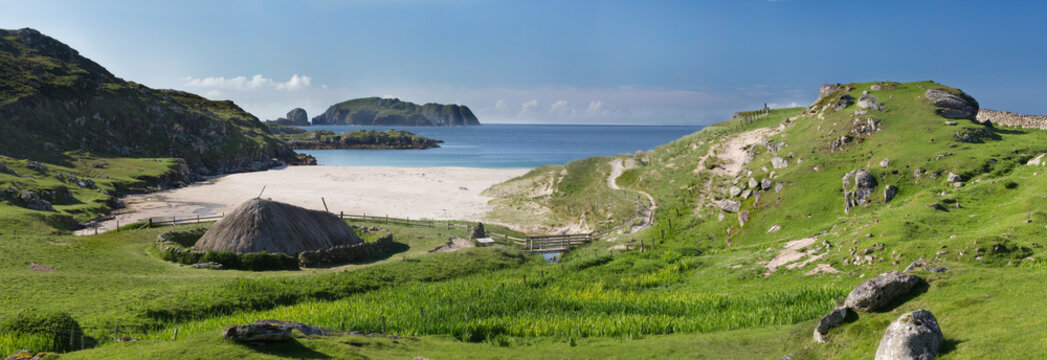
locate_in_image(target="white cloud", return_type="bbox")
[275,74,311,90]
[204,89,222,98]
[184,74,312,91]
[494,99,507,112]
[519,99,538,115]
[549,100,571,116]
[586,100,605,116]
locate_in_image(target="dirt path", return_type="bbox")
[607,159,657,234]
[712,127,781,177]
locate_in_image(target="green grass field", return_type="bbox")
[4,81,1047,359]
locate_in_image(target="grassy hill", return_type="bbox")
[0,28,300,233]
[4,79,1047,359]
[311,97,480,126]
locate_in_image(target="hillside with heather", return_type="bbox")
[311,97,480,126]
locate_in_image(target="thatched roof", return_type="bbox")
[194,199,362,255]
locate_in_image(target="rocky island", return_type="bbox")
[311,97,480,126]
[269,126,443,149]
[266,108,310,126]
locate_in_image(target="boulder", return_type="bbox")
[223,321,293,343]
[748,178,758,189]
[772,156,788,169]
[884,185,898,203]
[775,182,783,193]
[813,306,851,343]
[880,158,890,168]
[925,89,979,120]
[470,222,486,239]
[19,191,54,212]
[870,84,882,91]
[738,211,749,227]
[252,320,341,336]
[875,310,943,360]
[761,179,772,191]
[946,172,962,183]
[729,186,741,197]
[858,93,886,111]
[767,224,781,234]
[741,189,752,199]
[834,94,856,111]
[845,271,923,312]
[843,169,877,214]
[719,199,741,213]
[1027,154,1046,166]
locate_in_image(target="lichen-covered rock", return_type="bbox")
[845,270,923,312]
[738,211,749,227]
[813,306,851,343]
[946,172,962,183]
[925,88,979,120]
[875,310,943,360]
[843,169,876,214]
[19,191,54,212]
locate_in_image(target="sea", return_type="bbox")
[296,124,703,169]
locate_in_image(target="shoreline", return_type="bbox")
[75,165,529,235]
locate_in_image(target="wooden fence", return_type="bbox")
[135,195,648,254]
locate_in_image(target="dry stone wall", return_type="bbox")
[976,109,1047,129]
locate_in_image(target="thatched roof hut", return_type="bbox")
[194,199,362,255]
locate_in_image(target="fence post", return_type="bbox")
[94,227,98,235]
[340,211,344,220]
[81,333,84,350]
[69,326,74,350]
[148,218,152,227]
[173,328,179,341]
[342,323,346,332]
[381,316,386,335]
[116,220,120,231]
[420,307,424,318]
[197,215,200,223]
[114,325,119,338]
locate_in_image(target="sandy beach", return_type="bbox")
[76,166,529,235]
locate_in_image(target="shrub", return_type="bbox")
[0,311,80,353]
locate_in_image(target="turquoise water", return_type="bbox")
[297,124,703,168]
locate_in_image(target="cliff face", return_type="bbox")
[0,28,297,176]
[311,97,480,126]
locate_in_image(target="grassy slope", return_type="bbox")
[6,80,1047,359]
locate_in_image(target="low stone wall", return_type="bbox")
[298,232,395,268]
[976,109,1047,129]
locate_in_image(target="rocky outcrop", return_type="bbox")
[312,97,480,126]
[845,271,923,312]
[834,94,855,111]
[814,306,852,343]
[223,321,293,343]
[267,108,310,126]
[925,89,979,120]
[976,109,1047,129]
[858,92,886,111]
[875,310,943,360]
[771,156,788,169]
[884,185,898,203]
[843,169,876,214]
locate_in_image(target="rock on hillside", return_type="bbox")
[312,97,480,126]
[845,271,923,312]
[875,310,943,360]
[925,88,979,120]
[0,28,296,176]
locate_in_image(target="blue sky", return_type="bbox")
[2,0,1045,124]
